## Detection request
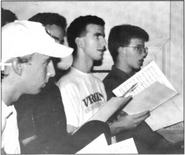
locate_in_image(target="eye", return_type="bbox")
[60,40,64,45]
[137,47,142,51]
[136,46,143,52]
[44,58,52,65]
[94,33,104,39]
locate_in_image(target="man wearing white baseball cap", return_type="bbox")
[1,20,73,154]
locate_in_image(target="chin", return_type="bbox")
[31,89,42,95]
[134,67,141,72]
[96,56,103,61]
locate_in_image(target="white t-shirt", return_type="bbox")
[2,101,20,154]
[57,67,107,133]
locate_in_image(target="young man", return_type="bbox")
[13,14,111,154]
[1,20,73,154]
[103,24,181,153]
[57,15,149,136]
[13,13,69,153]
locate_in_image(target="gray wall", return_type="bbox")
[2,1,183,94]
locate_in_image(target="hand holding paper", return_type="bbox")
[112,61,181,131]
[109,110,150,134]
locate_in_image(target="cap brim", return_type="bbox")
[42,43,74,58]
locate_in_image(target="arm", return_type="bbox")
[109,110,150,136]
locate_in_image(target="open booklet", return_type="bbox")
[72,95,132,134]
[112,61,183,131]
[88,95,132,122]
[76,133,138,154]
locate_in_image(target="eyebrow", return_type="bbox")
[94,32,105,38]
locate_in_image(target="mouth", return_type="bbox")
[138,59,144,65]
[41,81,48,88]
[98,47,106,53]
[41,83,46,88]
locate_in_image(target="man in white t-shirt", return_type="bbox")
[1,20,73,154]
[57,15,150,135]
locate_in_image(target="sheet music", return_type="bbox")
[145,95,183,131]
[113,61,177,97]
[164,122,183,130]
[122,81,178,115]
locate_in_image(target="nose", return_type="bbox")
[99,37,107,49]
[143,51,147,59]
[142,48,148,58]
[102,37,107,46]
[47,60,56,78]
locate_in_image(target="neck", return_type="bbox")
[72,50,93,73]
[115,61,135,76]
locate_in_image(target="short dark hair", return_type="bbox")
[29,12,67,82]
[2,8,18,27]
[108,24,149,63]
[67,15,105,56]
[28,12,67,31]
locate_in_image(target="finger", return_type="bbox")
[136,113,150,123]
[133,110,150,118]
[120,111,128,116]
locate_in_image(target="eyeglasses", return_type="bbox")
[124,46,148,55]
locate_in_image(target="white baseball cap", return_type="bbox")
[1,20,73,69]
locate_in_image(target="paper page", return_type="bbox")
[145,95,183,131]
[113,61,177,97]
[88,96,132,122]
[106,138,138,153]
[77,134,138,154]
[123,81,178,115]
[157,122,184,143]
[164,121,184,130]
[72,96,132,135]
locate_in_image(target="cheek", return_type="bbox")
[127,52,139,62]
[34,65,47,80]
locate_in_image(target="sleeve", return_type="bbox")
[103,77,116,101]
[58,82,82,132]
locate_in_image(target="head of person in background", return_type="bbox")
[67,15,106,72]
[108,24,149,75]
[2,8,18,27]
[29,12,73,82]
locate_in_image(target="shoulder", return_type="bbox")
[57,68,75,86]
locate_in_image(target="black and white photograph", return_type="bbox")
[1,1,184,154]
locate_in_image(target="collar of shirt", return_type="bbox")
[111,65,131,80]
[2,101,14,119]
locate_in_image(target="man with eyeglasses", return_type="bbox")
[103,24,149,101]
[103,24,180,153]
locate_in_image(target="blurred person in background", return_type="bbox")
[2,8,18,27]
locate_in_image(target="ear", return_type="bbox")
[118,46,125,57]
[75,37,84,48]
[12,58,23,76]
